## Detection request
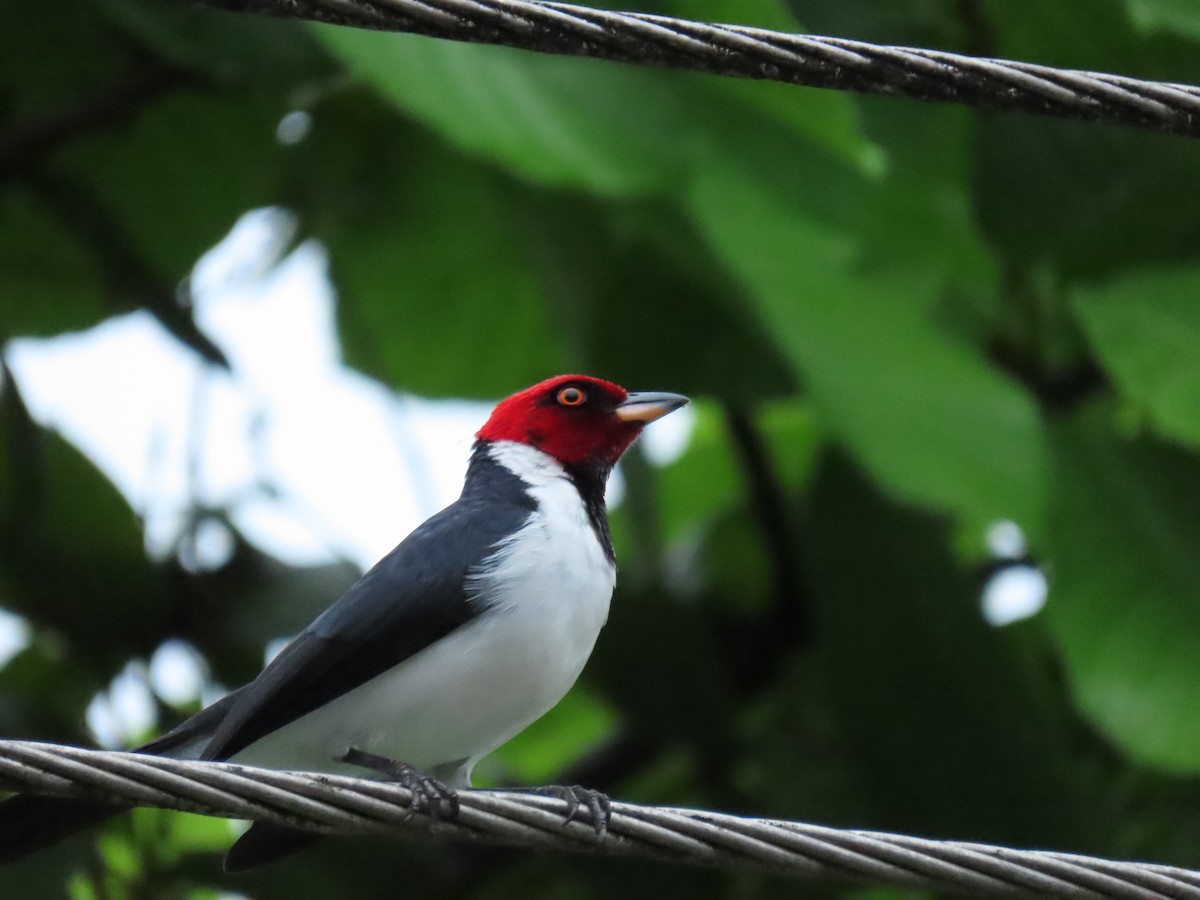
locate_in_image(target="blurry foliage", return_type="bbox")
[3,0,1200,897]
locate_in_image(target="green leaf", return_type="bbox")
[152,809,234,857]
[980,0,1200,75]
[587,583,739,773]
[93,0,334,84]
[1073,266,1200,448]
[0,629,103,742]
[652,401,816,543]
[974,119,1200,282]
[0,189,107,337]
[0,407,166,670]
[1127,0,1200,39]
[310,28,688,196]
[56,87,288,282]
[482,685,618,784]
[804,451,1101,845]
[858,104,994,282]
[97,830,140,880]
[289,92,799,399]
[311,16,880,195]
[285,93,564,396]
[655,0,882,172]
[0,0,302,309]
[512,194,797,400]
[1045,416,1200,773]
[687,164,1046,528]
[0,1,129,122]
[780,0,972,47]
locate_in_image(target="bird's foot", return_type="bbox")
[511,784,611,837]
[338,748,459,819]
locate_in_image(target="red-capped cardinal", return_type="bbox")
[0,375,688,871]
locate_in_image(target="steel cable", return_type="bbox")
[193,0,1200,137]
[1,741,1198,898]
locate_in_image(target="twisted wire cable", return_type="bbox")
[195,0,1200,137]
[1,741,1198,898]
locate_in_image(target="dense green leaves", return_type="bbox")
[974,120,1200,281]
[286,95,563,396]
[1127,0,1200,38]
[0,1,130,122]
[1046,416,1200,772]
[0,189,108,336]
[6,0,1200,897]
[807,452,1098,846]
[1074,267,1200,447]
[312,29,689,196]
[94,0,333,84]
[511,196,798,399]
[311,13,880,195]
[688,165,1046,528]
[0,379,165,674]
[56,88,289,281]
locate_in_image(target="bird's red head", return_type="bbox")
[476,375,688,469]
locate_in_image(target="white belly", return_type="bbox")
[233,443,615,785]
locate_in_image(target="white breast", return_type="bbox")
[232,442,616,785]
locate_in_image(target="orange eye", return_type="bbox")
[557,386,586,407]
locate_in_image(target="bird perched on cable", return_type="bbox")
[0,374,688,871]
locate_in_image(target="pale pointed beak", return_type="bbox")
[614,391,690,423]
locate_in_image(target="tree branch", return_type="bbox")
[721,403,813,689]
[27,171,229,368]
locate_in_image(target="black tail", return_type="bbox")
[0,794,128,863]
[224,823,322,872]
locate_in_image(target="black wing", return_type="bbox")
[200,477,534,762]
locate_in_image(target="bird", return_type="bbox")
[0,374,687,871]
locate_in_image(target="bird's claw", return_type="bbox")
[528,784,611,837]
[399,769,460,820]
[338,748,459,820]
